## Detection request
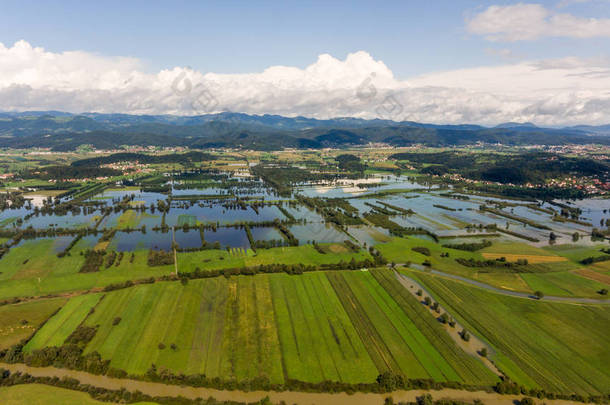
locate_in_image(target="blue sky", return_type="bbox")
[0,1,609,124]
[0,0,607,77]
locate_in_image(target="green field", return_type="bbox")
[327,270,495,384]
[412,272,610,395]
[521,271,607,297]
[177,243,373,272]
[0,246,174,301]
[0,384,157,405]
[269,272,379,383]
[24,294,102,351]
[115,210,159,229]
[177,214,197,226]
[0,298,66,349]
[23,271,499,387]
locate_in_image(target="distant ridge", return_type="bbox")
[0,111,609,151]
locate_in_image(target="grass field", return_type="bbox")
[412,272,610,395]
[0,298,66,349]
[0,238,85,282]
[269,272,379,383]
[376,237,597,295]
[327,270,496,385]
[115,210,159,229]
[544,244,609,263]
[177,214,197,226]
[0,384,157,405]
[521,271,607,297]
[23,270,499,386]
[480,253,567,263]
[0,247,174,301]
[24,294,101,351]
[576,268,610,285]
[178,243,373,272]
[83,277,283,382]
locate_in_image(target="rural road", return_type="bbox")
[392,264,610,305]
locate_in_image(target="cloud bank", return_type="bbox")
[1,40,609,125]
[467,3,610,41]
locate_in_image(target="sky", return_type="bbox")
[0,0,609,125]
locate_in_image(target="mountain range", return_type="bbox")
[0,111,609,151]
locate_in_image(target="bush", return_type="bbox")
[411,247,431,256]
[112,317,121,326]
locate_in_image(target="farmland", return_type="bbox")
[14,271,497,387]
[0,147,609,401]
[0,298,66,350]
[412,271,610,395]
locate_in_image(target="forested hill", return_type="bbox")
[0,111,609,150]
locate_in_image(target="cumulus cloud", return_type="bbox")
[0,40,609,125]
[467,3,610,41]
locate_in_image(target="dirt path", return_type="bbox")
[394,271,503,377]
[0,363,587,405]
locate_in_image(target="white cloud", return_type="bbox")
[0,40,609,125]
[467,3,610,41]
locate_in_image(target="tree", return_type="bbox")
[416,394,433,405]
[599,288,608,295]
[480,347,487,357]
[439,313,449,324]
[534,290,544,299]
[376,371,405,391]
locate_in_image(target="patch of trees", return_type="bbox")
[252,165,336,196]
[411,247,431,256]
[344,240,360,252]
[580,254,610,265]
[456,257,528,269]
[375,201,414,215]
[65,325,98,347]
[21,165,120,181]
[336,154,365,173]
[78,250,106,273]
[72,151,216,167]
[432,204,456,212]
[147,249,174,266]
[442,240,492,252]
[298,196,364,226]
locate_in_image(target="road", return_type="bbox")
[391,263,610,305]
